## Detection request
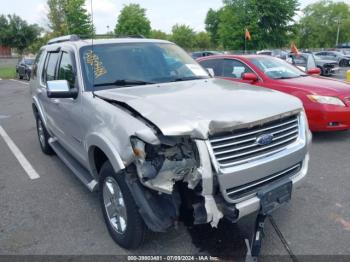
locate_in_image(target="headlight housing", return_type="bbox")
[307,95,345,107]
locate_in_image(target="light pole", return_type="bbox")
[336,18,341,47]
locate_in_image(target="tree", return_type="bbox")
[195,32,211,49]
[64,0,94,37]
[297,0,350,48]
[218,0,298,50]
[0,15,41,55]
[47,0,94,37]
[47,0,67,36]
[205,8,222,46]
[150,29,168,40]
[170,24,196,49]
[114,4,151,37]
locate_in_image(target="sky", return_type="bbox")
[1,0,349,34]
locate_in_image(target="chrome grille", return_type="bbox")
[209,114,300,168]
[226,163,301,201]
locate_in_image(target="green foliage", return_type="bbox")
[64,0,94,37]
[195,32,211,49]
[0,67,16,79]
[215,0,298,50]
[150,29,168,40]
[205,8,222,46]
[114,4,151,37]
[170,24,196,49]
[0,14,40,54]
[297,0,350,48]
[47,0,94,38]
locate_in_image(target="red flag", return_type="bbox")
[245,28,251,41]
[291,42,299,55]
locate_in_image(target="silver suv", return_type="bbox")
[30,35,311,249]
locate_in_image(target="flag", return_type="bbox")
[290,42,299,55]
[245,28,251,41]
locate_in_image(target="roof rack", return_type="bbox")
[47,35,81,45]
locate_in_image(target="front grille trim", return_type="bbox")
[209,114,300,168]
[226,163,302,201]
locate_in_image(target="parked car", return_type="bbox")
[287,53,339,76]
[16,57,34,80]
[256,49,288,59]
[198,54,350,132]
[30,35,310,250]
[191,50,222,59]
[313,51,350,67]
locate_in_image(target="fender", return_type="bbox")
[32,97,49,129]
[86,132,126,179]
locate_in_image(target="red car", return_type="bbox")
[198,55,350,132]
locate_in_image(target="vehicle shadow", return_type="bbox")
[312,130,350,143]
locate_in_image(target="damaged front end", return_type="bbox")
[125,136,223,232]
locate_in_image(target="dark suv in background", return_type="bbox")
[16,57,34,80]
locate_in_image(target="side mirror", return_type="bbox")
[306,68,321,75]
[206,68,215,77]
[47,80,78,99]
[242,73,258,82]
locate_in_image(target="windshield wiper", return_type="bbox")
[94,79,156,87]
[171,76,209,82]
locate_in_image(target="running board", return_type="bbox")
[48,138,98,192]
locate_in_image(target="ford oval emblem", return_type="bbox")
[256,134,274,146]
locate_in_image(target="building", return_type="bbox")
[0,46,11,57]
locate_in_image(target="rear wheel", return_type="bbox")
[99,161,146,249]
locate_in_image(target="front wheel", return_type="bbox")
[99,161,146,249]
[36,116,54,155]
[340,59,348,67]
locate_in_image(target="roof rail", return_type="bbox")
[47,35,80,45]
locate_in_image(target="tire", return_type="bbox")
[339,59,348,67]
[25,72,30,81]
[99,161,146,249]
[35,116,54,155]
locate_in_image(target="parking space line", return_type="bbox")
[0,126,40,180]
[9,79,29,85]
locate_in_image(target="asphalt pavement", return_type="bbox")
[0,77,350,260]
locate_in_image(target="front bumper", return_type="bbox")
[198,112,311,223]
[234,153,309,220]
[308,104,350,132]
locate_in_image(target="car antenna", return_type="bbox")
[90,0,96,98]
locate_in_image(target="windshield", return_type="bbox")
[24,59,34,65]
[250,57,307,79]
[80,42,209,90]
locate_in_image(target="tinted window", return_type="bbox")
[222,59,252,79]
[43,52,60,83]
[199,59,224,76]
[58,52,75,89]
[24,59,34,65]
[32,50,45,79]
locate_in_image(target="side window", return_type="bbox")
[57,52,75,89]
[42,52,60,84]
[222,59,252,79]
[32,49,45,79]
[199,59,224,76]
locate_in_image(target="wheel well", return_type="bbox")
[93,147,109,175]
[32,104,39,118]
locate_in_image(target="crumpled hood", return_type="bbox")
[95,78,302,139]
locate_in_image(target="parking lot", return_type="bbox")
[1,72,350,260]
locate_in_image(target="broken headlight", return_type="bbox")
[130,136,200,194]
